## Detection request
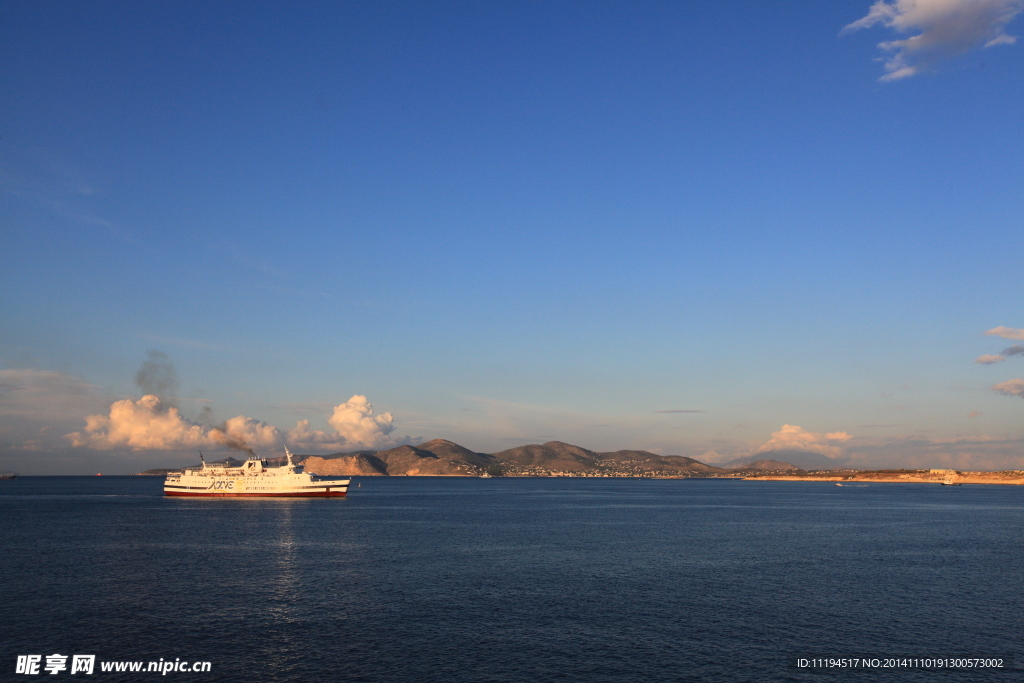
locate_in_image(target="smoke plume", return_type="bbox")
[209,416,282,455]
[210,431,256,456]
[134,351,179,407]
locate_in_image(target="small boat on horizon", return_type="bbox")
[0,472,16,480]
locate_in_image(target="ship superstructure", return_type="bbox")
[164,448,350,497]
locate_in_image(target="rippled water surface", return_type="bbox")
[2,476,1022,682]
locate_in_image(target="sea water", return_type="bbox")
[1,476,1021,682]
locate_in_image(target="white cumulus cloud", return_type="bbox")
[65,391,407,454]
[976,354,1007,364]
[327,395,398,449]
[754,424,853,459]
[286,419,348,452]
[66,395,285,453]
[845,0,1024,80]
[286,395,412,451]
[67,395,215,451]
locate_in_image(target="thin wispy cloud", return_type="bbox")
[138,333,228,351]
[844,0,1024,80]
[0,369,101,421]
[852,423,906,428]
[456,395,696,453]
[1004,344,1024,357]
[848,432,1024,470]
[0,156,131,240]
[976,326,1024,399]
[986,326,1024,340]
[275,400,338,416]
[992,378,1024,397]
[498,435,559,443]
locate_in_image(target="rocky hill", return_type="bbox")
[373,444,478,476]
[300,452,389,476]
[598,450,723,474]
[301,440,497,477]
[492,441,601,472]
[418,438,497,469]
[297,440,728,477]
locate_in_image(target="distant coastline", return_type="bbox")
[136,440,1024,485]
[744,469,1024,486]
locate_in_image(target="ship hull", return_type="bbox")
[165,490,347,497]
[163,480,350,497]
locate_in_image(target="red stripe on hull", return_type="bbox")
[165,491,347,497]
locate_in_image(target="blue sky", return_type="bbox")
[2,1,1023,474]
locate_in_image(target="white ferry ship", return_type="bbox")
[164,448,350,497]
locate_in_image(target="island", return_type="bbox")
[138,440,1024,485]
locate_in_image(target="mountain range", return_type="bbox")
[296,440,797,477]
[139,440,815,477]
